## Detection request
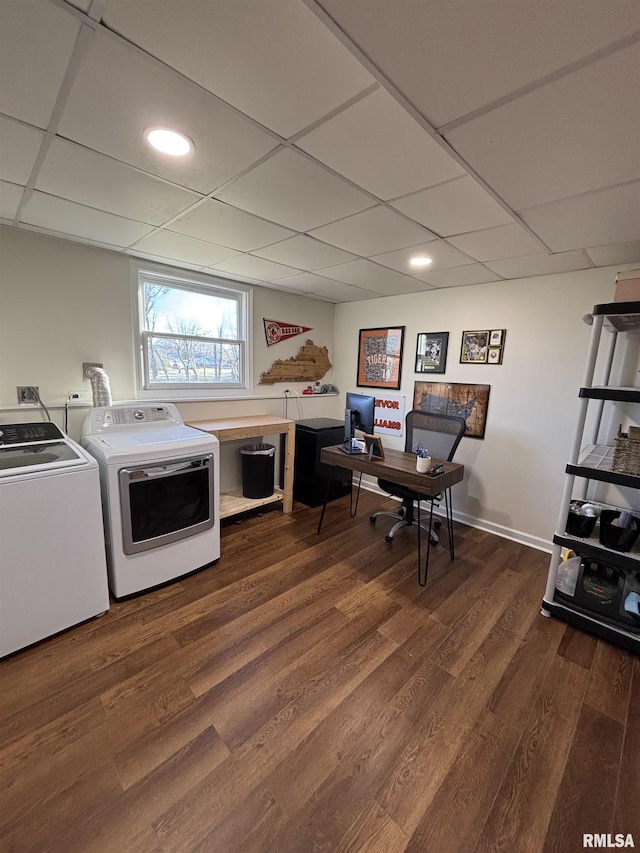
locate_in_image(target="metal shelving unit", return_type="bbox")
[541,300,640,652]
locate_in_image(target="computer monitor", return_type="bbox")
[344,392,375,447]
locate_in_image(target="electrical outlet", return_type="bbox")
[83,362,103,380]
[17,386,39,405]
[67,389,91,403]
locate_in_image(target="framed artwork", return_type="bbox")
[460,330,489,364]
[460,328,507,365]
[357,326,405,390]
[363,433,384,460]
[487,329,506,365]
[413,380,491,439]
[415,331,449,374]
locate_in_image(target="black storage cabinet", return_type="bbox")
[294,418,351,507]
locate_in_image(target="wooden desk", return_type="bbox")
[187,415,295,519]
[319,444,464,584]
[320,445,464,496]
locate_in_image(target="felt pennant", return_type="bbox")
[263,318,313,346]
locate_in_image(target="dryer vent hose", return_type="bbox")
[85,366,112,407]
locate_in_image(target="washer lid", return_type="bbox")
[0,440,88,477]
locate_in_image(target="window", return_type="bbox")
[135,267,251,395]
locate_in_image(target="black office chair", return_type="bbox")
[369,409,466,552]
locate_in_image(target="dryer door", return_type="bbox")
[118,454,214,554]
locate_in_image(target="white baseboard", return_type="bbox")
[361,480,552,555]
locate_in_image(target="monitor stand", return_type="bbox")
[341,442,365,454]
[341,408,365,454]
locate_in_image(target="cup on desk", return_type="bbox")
[416,454,432,473]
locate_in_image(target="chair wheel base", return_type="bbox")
[369,516,376,524]
[385,535,393,543]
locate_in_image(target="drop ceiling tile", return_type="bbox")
[295,280,381,301]
[0,118,44,185]
[200,267,262,284]
[318,284,381,302]
[295,88,462,200]
[124,249,207,273]
[485,250,590,279]
[253,280,307,297]
[214,149,373,231]
[0,181,24,221]
[103,0,375,138]
[309,205,434,256]
[131,230,238,267]
[520,183,640,252]
[257,282,310,298]
[269,271,381,301]
[168,199,293,252]
[252,235,357,269]
[21,191,154,247]
[268,271,341,291]
[0,0,80,128]
[36,138,199,226]
[446,43,640,210]
[371,240,473,275]
[309,292,342,303]
[447,223,546,262]
[21,223,128,254]
[423,264,502,288]
[391,176,514,237]
[586,241,640,268]
[314,258,406,288]
[209,254,302,281]
[317,0,638,127]
[58,31,279,194]
[364,276,435,296]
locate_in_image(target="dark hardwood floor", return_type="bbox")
[1,490,638,853]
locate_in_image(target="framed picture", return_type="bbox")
[415,331,448,374]
[363,433,384,460]
[460,330,489,364]
[487,329,506,365]
[357,326,405,390]
[413,380,491,439]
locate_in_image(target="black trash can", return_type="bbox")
[240,443,276,499]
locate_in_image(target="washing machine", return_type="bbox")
[81,403,220,598]
[0,422,110,658]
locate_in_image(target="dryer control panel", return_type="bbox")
[83,404,182,434]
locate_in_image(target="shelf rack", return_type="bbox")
[542,300,640,652]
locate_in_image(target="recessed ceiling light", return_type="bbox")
[145,128,193,156]
[410,256,433,267]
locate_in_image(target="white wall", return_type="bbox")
[1,227,137,407]
[331,268,631,550]
[0,226,338,441]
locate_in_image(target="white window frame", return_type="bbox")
[132,263,253,399]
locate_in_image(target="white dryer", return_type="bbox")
[81,404,220,598]
[0,422,110,658]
